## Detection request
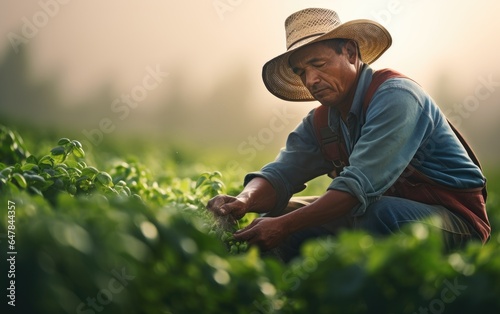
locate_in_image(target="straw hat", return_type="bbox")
[262,8,392,101]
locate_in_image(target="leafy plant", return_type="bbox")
[0,134,134,205]
[0,124,28,164]
[1,124,500,314]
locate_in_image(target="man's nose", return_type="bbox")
[305,69,320,89]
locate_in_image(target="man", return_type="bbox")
[207,8,490,262]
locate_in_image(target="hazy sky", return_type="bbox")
[2,0,500,104]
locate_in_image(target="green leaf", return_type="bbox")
[57,138,71,145]
[26,155,38,164]
[39,155,54,167]
[41,179,54,190]
[77,179,92,191]
[12,173,27,189]
[6,182,19,194]
[0,166,13,176]
[55,163,68,169]
[210,171,222,179]
[115,180,127,187]
[65,160,79,169]
[96,172,113,187]
[76,175,90,184]
[28,186,43,196]
[73,147,85,158]
[195,176,207,189]
[55,166,69,176]
[81,166,99,177]
[21,163,38,172]
[67,184,77,195]
[123,186,131,196]
[52,178,64,189]
[211,180,224,192]
[24,174,46,184]
[71,140,83,149]
[94,179,113,193]
[50,146,66,156]
[68,167,83,177]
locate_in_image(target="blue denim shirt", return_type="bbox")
[245,65,486,216]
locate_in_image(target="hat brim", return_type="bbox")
[262,19,392,101]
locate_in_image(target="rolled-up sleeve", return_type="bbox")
[329,80,434,216]
[245,109,334,211]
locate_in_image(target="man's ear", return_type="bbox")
[344,40,359,64]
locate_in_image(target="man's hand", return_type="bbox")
[206,177,281,250]
[206,195,248,221]
[233,217,288,251]
[206,177,277,218]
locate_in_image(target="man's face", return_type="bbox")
[288,41,358,108]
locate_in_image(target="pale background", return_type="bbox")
[1,0,499,166]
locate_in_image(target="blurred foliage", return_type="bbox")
[0,125,29,165]
[1,124,500,314]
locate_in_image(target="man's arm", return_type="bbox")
[233,189,358,250]
[206,177,277,220]
[207,109,332,220]
[280,189,358,233]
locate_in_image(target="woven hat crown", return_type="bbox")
[262,8,392,101]
[286,8,341,50]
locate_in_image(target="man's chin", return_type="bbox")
[315,96,337,107]
[313,92,337,106]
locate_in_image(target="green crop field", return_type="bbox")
[1,124,500,314]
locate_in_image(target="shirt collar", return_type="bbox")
[329,64,374,130]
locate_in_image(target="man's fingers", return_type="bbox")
[219,204,233,215]
[220,200,242,215]
[233,228,254,242]
[234,218,259,234]
[233,218,261,241]
[206,195,236,215]
[207,195,227,209]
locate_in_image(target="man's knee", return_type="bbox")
[354,197,416,234]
